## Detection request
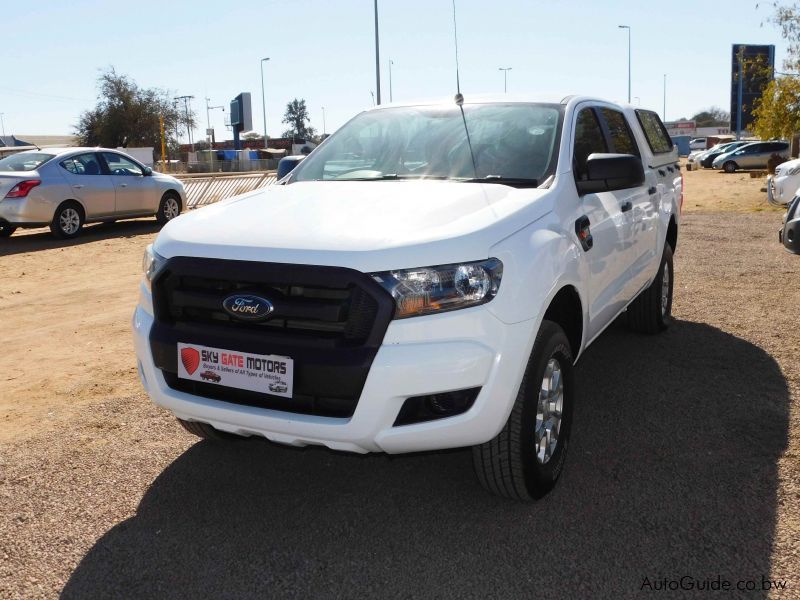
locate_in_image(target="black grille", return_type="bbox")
[149,257,395,418]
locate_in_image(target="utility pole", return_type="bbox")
[498,67,512,93]
[321,106,326,135]
[662,74,667,121]
[374,0,381,105]
[174,95,195,152]
[0,113,5,137]
[159,114,167,173]
[260,57,270,149]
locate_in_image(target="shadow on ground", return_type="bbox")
[0,219,160,257]
[62,320,789,598]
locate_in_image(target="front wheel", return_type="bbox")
[723,161,737,173]
[472,320,575,501]
[157,192,181,225]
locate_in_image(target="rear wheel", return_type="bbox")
[626,244,673,334]
[723,161,737,173]
[157,192,181,225]
[0,222,16,238]
[177,418,243,441]
[50,201,84,239]
[472,320,574,501]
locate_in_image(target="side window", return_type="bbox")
[573,108,608,179]
[59,153,102,175]
[103,152,143,176]
[599,108,640,156]
[635,110,674,154]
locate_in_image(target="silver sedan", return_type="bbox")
[0,147,186,238]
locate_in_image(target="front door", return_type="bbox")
[56,153,115,218]
[101,152,156,214]
[571,106,634,341]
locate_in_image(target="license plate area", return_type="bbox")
[177,342,293,398]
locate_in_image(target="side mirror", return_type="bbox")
[277,155,306,179]
[143,166,153,176]
[576,153,644,195]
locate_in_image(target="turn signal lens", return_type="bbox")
[4,180,41,198]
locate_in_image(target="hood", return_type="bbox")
[155,180,551,272]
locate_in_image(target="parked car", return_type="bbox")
[768,157,800,207]
[689,137,707,150]
[699,141,750,168]
[779,195,800,253]
[711,141,790,173]
[0,148,186,239]
[200,370,222,383]
[134,95,682,500]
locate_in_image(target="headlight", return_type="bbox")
[371,258,502,318]
[142,244,166,289]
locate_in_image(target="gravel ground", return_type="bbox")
[1,211,799,599]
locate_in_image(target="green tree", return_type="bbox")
[752,76,800,139]
[75,68,194,158]
[281,98,316,140]
[690,107,730,127]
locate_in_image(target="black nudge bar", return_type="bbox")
[149,257,395,418]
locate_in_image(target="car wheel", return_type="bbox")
[723,161,737,173]
[177,418,244,441]
[472,320,574,501]
[50,201,84,239]
[0,222,17,238]
[157,192,181,225]
[626,244,674,334]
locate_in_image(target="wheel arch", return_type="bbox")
[162,188,183,209]
[542,285,583,359]
[55,198,86,219]
[666,215,678,252]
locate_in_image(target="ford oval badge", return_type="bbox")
[222,294,274,321]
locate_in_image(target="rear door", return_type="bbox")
[100,152,157,214]
[57,153,115,217]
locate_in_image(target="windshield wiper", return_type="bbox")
[460,175,539,188]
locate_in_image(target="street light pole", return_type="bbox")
[0,113,5,137]
[498,67,512,93]
[389,59,393,102]
[260,57,270,149]
[618,25,631,103]
[321,106,326,135]
[374,0,381,105]
[663,74,667,121]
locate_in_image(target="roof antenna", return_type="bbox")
[452,0,477,177]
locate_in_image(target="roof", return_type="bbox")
[364,94,645,112]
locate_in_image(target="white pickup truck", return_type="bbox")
[133,95,682,500]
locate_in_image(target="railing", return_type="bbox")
[175,171,277,209]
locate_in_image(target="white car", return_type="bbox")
[133,95,682,500]
[768,157,800,207]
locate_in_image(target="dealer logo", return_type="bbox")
[180,347,200,375]
[222,294,274,321]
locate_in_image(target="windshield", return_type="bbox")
[291,103,563,185]
[0,152,54,172]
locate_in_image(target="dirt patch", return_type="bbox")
[682,161,782,213]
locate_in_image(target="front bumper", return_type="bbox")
[779,197,800,254]
[132,284,534,454]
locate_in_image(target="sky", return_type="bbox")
[0,0,790,142]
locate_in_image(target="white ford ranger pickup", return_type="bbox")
[133,95,682,500]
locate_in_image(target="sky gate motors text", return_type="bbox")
[201,349,287,374]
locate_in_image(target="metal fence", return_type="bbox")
[176,171,277,209]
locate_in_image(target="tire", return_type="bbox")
[50,201,84,239]
[177,418,243,441]
[472,320,575,501]
[0,222,16,238]
[157,192,181,225]
[723,161,737,173]
[626,244,674,334]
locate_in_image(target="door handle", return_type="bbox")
[620,201,633,212]
[120,183,128,188]
[648,186,657,195]
[72,184,83,189]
